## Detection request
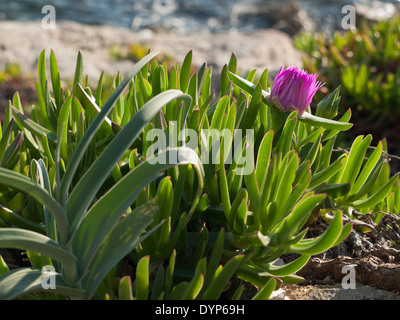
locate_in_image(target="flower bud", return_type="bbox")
[270,66,324,115]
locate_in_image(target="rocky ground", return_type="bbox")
[0,20,301,82]
[273,212,400,300]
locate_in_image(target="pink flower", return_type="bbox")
[270,66,324,115]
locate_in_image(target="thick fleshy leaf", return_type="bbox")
[178,50,192,92]
[309,154,347,189]
[74,83,113,135]
[284,167,311,218]
[228,71,271,106]
[297,127,323,149]
[136,255,149,300]
[0,255,10,275]
[349,141,383,195]
[239,83,262,130]
[82,202,158,299]
[72,147,204,281]
[0,228,76,267]
[219,153,231,222]
[332,221,352,247]
[252,277,276,300]
[261,254,310,277]
[322,109,352,141]
[183,268,204,300]
[66,90,192,232]
[277,112,297,155]
[50,49,62,108]
[118,276,133,300]
[351,174,399,209]
[72,51,83,93]
[60,51,160,205]
[339,135,372,185]
[34,158,58,242]
[255,131,274,191]
[345,161,383,202]
[0,118,14,165]
[289,210,343,255]
[316,85,341,119]
[200,255,244,300]
[12,106,57,143]
[298,112,353,131]
[0,131,23,169]
[203,229,225,290]
[320,183,351,198]
[0,168,68,244]
[274,193,326,244]
[0,268,85,300]
[0,205,45,234]
[56,96,72,164]
[272,151,299,221]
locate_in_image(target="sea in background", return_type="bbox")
[0,0,398,35]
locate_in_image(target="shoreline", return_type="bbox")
[0,20,302,82]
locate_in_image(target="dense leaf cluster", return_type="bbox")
[0,49,398,300]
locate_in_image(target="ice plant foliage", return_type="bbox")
[0,49,398,301]
[270,65,324,115]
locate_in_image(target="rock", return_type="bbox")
[355,1,398,23]
[269,288,289,300]
[260,1,315,36]
[275,283,400,300]
[0,20,302,84]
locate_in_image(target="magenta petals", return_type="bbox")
[270,66,324,115]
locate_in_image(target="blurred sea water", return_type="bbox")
[0,0,398,34]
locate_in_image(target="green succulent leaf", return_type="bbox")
[136,255,150,300]
[0,268,85,300]
[316,85,341,119]
[274,193,326,244]
[350,173,399,209]
[0,131,24,169]
[349,141,383,195]
[322,109,352,141]
[260,254,310,277]
[320,183,351,198]
[0,118,14,165]
[118,276,134,300]
[339,135,372,185]
[60,50,160,206]
[50,49,62,109]
[0,205,45,234]
[0,168,68,244]
[72,147,204,279]
[83,202,158,299]
[74,83,113,135]
[345,161,384,202]
[255,131,274,191]
[298,112,353,131]
[183,265,204,300]
[0,228,76,267]
[288,210,343,255]
[309,154,347,189]
[0,255,10,276]
[12,107,57,143]
[252,277,276,300]
[277,111,297,155]
[239,83,262,131]
[180,50,192,93]
[66,90,192,232]
[200,255,244,300]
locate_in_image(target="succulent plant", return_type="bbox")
[0,48,397,300]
